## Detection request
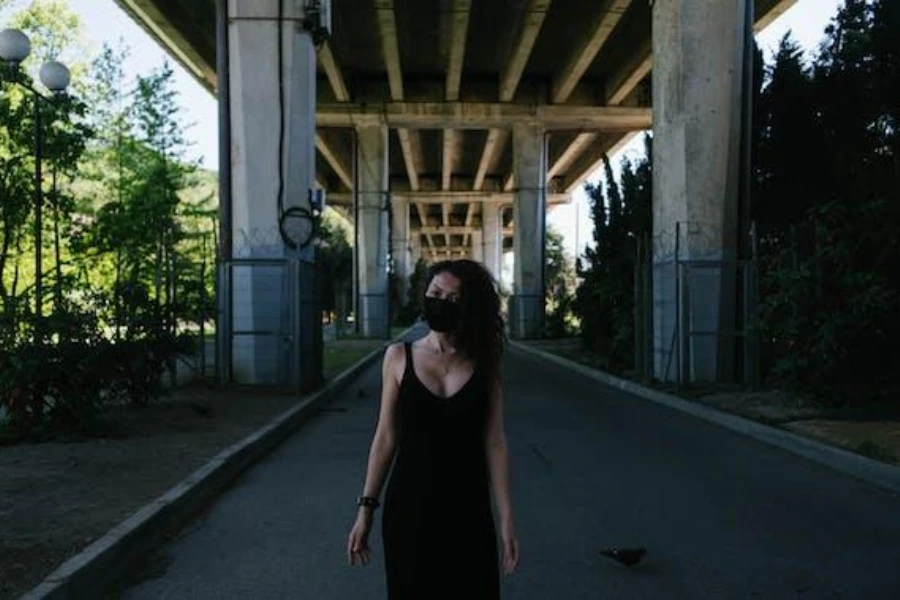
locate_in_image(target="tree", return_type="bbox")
[543,226,575,338]
[754,34,821,233]
[0,0,91,339]
[574,136,652,370]
[756,1,900,400]
[316,209,353,325]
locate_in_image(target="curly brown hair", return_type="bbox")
[422,260,507,380]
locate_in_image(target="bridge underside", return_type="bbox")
[116,0,793,259]
[115,0,796,387]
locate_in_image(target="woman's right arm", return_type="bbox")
[358,342,403,502]
[348,343,403,566]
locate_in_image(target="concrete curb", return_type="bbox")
[20,331,410,600]
[511,341,900,497]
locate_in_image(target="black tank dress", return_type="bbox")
[382,342,499,600]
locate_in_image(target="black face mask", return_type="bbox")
[423,297,460,332]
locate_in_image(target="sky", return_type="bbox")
[2,0,844,258]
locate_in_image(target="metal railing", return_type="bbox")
[216,258,321,390]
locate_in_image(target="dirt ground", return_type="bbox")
[0,339,386,600]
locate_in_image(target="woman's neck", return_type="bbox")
[424,331,456,354]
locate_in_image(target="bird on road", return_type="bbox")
[600,547,647,567]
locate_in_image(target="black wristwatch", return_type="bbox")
[357,495,380,510]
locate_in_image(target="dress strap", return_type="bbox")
[403,342,414,380]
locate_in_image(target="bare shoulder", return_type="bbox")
[383,342,407,379]
[384,341,406,363]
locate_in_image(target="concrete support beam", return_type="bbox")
[396,128,421,192]
[470,230,484,264]
[391,195,411,301]
[462,202,477,246]
[355,123,390,338]
[562,131,639,193]
[318,41,349,101]
[225,0,319,386]
[376,0,422,199]
[409,233,423,268]
[442,129,456,191]
[482,202,502,283]
[116,0,215,90]
[479,1,549,203]
[376,0,403,100]
[445,0,472,101]
[510,123,546,339]
[441,202,452,245]
[607,37,652,105]
[652,0,750,382]
[317,102,651,130]
[423,246,473,255]
[548,132,597,180]
[418,226,514,236]
[606,0,797,105]
[500,0,552,102]
[754,0,798,31]
[551,0,632,104]
[474,129,508,191]
[464,203,476,227]
[315,134,352,190]
[328,191,570,205]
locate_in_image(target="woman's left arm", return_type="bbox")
[485,374,519,574]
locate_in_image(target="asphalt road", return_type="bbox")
[124,342,900,599]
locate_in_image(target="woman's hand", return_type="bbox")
[347,509,373,566]
[500,518,519,575]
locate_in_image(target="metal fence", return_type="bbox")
[635,223,760,388]
[508,293,544,340]
[216,257,321,390]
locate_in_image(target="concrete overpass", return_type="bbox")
[114,0,795,386]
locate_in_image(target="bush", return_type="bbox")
[0,327,192,441]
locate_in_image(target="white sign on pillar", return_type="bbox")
[512,123,546,340]
[355,122,390,338]
[225,0,319,385]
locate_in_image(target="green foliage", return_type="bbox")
[0,4,216,440]
[543,226,576,338]
[754,0,900,401]
[395,258,430,326]
[574,136,652,371]
[316,208,353,322]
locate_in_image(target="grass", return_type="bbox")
[856,440,897,464]
[321,325,411,379]
[323,340,387,379]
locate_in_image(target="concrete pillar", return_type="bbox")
[511,123,546,339]
[482,202,502,283]
[409,233,423,268]
[652,0,749,382]
[391,195,410,300]
[225,0,320,387]
[355,122,390,338]
[470,231,484,264]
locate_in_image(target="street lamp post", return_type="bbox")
[0,29,70,340]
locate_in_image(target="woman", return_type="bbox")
[347,259,518,599]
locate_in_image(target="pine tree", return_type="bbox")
[574,138,652,369]
[755,34,820,233]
